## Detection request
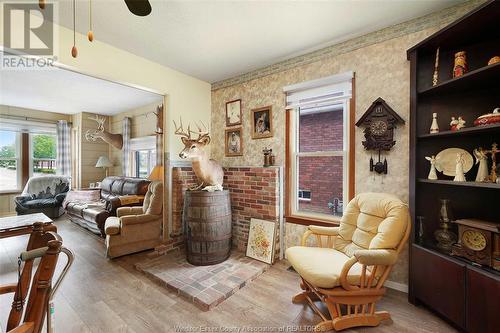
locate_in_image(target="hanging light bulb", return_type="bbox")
[39,0,45,9]
[71,0,78,58]
[87,0,94,42]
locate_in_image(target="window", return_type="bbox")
[285,73,354,224]
[31,133,57,177]
[135,149,155,178]
[298,190,311,201]
[130,136,156,178]
[0,130,21,192]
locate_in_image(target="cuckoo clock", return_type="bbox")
[355,97,405,174]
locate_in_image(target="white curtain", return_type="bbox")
[122,117,131,176]
[56,120,71,176]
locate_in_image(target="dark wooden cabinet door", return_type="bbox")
[466,267,500,333]
[412,244,466,329]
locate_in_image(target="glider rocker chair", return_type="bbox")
[286,192,410,332]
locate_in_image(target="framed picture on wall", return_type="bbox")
[246,218,276,264]
[251,106,273,139]
[225,99,242,126]
[225,127,243,157]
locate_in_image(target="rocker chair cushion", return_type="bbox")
[287,247,367,289]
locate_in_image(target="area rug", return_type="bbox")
[135,251,269,310]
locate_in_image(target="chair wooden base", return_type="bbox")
[293,279,392,332]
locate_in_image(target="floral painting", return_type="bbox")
[246,218,275,264]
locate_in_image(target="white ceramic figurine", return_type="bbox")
[453,152,466,182]
[425,155,438,180]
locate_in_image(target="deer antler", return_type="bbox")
[189,121,210,141]
[88,114,105,131]
[173,117,191,139]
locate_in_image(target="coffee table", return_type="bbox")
[0,213,54,239]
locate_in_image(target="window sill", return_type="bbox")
[285,214,341,227]
[0,190,21,195]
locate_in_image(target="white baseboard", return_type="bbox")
[384,280,408,293]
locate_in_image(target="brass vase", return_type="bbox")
[434,199,457,253]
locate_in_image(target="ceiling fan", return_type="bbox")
[38,0,152,17]
[39,0,152,58]
[124,0,152,17]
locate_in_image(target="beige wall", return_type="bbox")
[108,101,162,176]
[211,26,449,286]
[0,105,71,216]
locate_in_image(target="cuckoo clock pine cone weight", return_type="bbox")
[355,98,405,175]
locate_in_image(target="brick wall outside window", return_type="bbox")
[298,111,344,215]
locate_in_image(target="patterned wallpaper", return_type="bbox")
[211,25,456,286]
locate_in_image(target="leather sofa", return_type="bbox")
[105,181,163,258]
[65,176,150,236]
[15,175,70,219]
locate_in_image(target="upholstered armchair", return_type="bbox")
[15,175,70,218]
[104,181,163,258]
[286,192,410,332]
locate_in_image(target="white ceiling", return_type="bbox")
[0,64,163,115]
[54,0,463,83]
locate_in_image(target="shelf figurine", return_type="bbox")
[453,51,467,78]
[484,143,498,183]
[430,112,439,133]
[473,148,489,182]
[456,116,466,130]
[453,152,466,182]
[425,155,438,180]
[450,117,458,131]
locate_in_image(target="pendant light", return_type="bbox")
[71,0,78,58]
[87,0,94,42]
[39,0,45,10]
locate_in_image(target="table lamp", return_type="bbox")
[95,156,113,177]
[148,165,164,181]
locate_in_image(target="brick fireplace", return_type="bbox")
[168,166,281,260]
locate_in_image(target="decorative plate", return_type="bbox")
[435,148,473,176]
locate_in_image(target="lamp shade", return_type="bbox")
[148,165,164,181]
[95,156,113,168]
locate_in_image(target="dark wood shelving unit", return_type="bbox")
[408,1,500,332]
[417,178,500,189]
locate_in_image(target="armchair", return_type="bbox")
[286,192,410,331]
[15,175,70,219]
[104,181,163,258]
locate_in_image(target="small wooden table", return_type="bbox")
[0,213,54,239]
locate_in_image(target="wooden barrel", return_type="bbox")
[183,190,232,265]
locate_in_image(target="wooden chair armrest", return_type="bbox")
[301,226,340,246]
[8,322,34,333]
[0,284,17,294]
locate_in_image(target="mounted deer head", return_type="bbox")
[174,118,224,191]
[85,114,124,150]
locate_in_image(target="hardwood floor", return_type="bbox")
[0,217,457,333]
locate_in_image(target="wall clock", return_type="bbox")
[355,97,405,174]
[452,219,500,271]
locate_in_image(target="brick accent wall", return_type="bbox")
[171,166,280,259]
[298,111,344,215]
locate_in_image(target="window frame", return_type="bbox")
[0,131,22,193]
[130,135,156,178]
[285,77,356,226]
